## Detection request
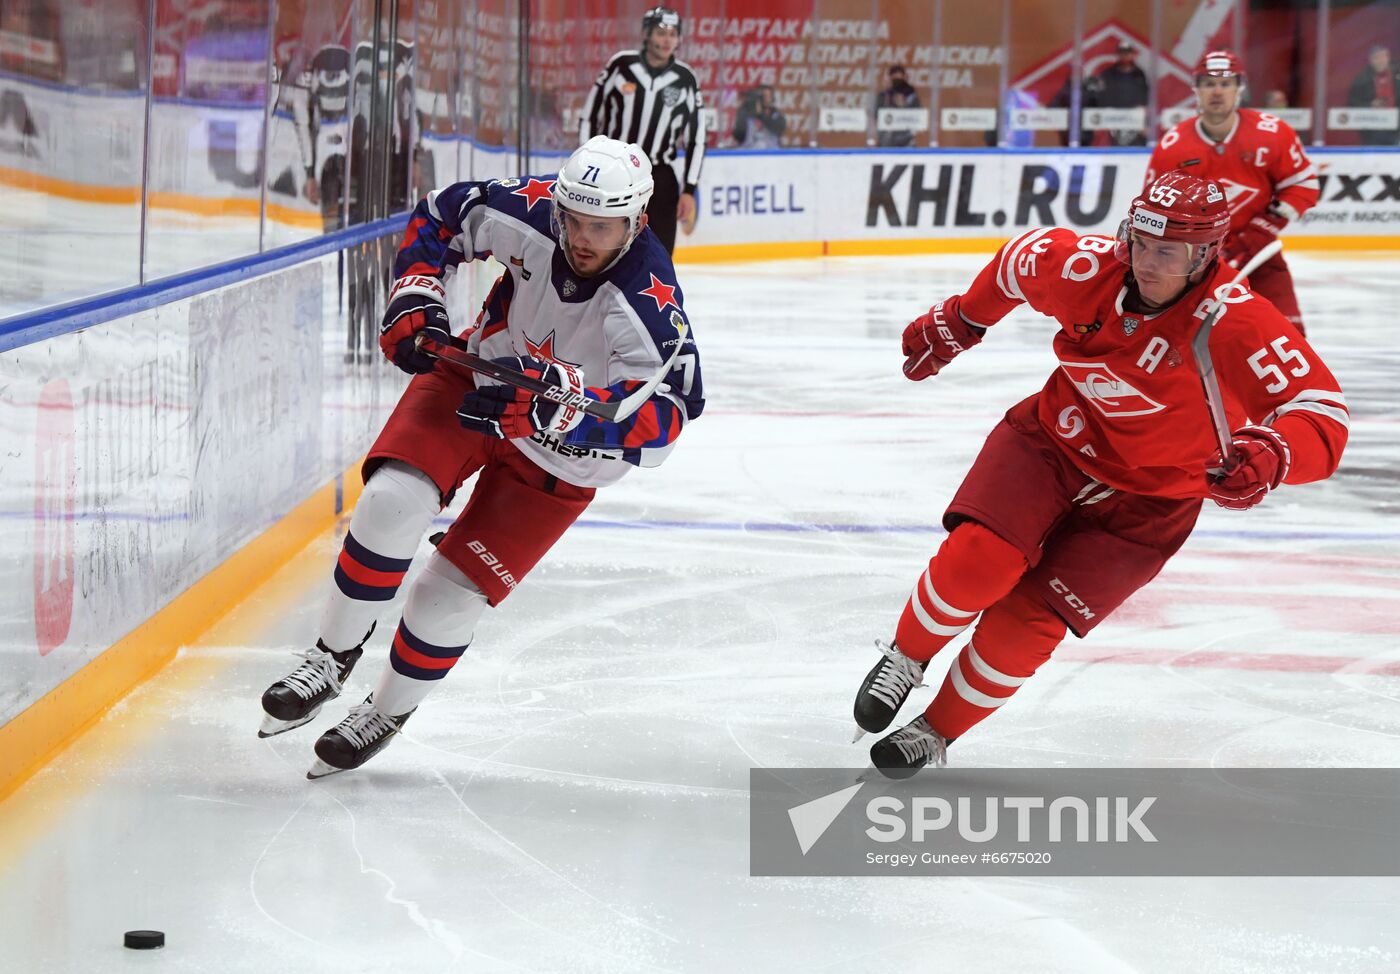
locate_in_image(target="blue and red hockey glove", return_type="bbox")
[456,356,589,439]
[379,275,452,375]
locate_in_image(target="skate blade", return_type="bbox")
[306,758,348,780]
[258,709,319,739]
[851,727,866,743]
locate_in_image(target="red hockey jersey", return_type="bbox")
[958,228,1348,499]
[1146,109,1320,230]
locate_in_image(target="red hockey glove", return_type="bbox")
[456,357,588,439]
[901,295,985,381]
[379,275,452,374]
[1208,425,1292,511]
[1222,212,1285,269]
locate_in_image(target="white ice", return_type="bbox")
[1,251,1398,973]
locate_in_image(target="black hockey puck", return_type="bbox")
[123,930,165,950]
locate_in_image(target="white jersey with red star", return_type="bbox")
[395,174,704,488]
[958,228,1348,499]
[1146,108,1320,231]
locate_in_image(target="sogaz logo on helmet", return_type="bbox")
[565,188,604,206]
[1131,208,1168,236]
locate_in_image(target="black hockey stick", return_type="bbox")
[1189,239,1283,476]
[417,322,689,424]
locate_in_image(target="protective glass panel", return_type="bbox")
[1238,1,1318,145]
[526,0,599,167]
[264,0,357,248]
[144,0,271,279]
[1323,2,1398,147]
[415,0,460,189]
[470,0,521,183]
[1079,0,1154,147]
[1004,0,1079,148]
[870,0,935,148]
[809,0,881,149]
[0,1,147,317]
[934,0,1006,148]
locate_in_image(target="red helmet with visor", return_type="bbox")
[1115,171,1231,279]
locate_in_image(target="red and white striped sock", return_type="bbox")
[894,522,1028,662]
[925,588,1067,740]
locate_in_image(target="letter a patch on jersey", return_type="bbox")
[1058,361,1165,417]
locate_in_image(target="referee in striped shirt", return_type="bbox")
[580,6,705,253]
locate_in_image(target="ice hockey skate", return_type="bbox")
[866,715,947,779]
[852,639,926,741]
[258,627,373,738]
[306,695,414,779]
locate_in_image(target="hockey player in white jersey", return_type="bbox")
[257,136,705,777]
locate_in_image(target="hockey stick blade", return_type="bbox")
[1189,239,1283,476]
[418,322,689,424]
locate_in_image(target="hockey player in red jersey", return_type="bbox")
[255,136,705,777]
[852,170,1347,777]
[1147,49,1320,333]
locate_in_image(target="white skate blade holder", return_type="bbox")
[306,759,347,780]
[258,709,320,739]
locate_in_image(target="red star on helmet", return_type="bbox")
[512,177,555,210]
[638,273,679,313]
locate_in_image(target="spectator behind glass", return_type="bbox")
[876,65,920,147]
[1083,42,1149,146]
[1347,45,1400,146]
[1264,89,1289,110]
[731,85,786,148]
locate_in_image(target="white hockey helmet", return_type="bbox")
[552,136,654,271]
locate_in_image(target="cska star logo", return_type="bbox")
[512,177,555,210]
[522,330,580,369]
[639,273,680,312]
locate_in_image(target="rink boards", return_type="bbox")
[0,255,406,797]
[675,147,1400,260]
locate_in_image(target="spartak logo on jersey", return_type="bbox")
[1059,361,1165,417]
[1214,177,1260,216]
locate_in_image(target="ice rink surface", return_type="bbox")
[2,250,1398,972]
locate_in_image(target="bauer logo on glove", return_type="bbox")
[380,275,452,375]
[456,356,590,440]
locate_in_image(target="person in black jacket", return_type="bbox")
[732,86,786,148]
[1347,45,1399,146]
[876,65,921,147]
[1083,42,1149,146]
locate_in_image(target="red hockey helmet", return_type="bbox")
[1115,171,1231,279]
[1195,49,1245,83]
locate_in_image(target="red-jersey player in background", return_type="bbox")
[852,171,1347,776]
[1147,50,1320,333]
